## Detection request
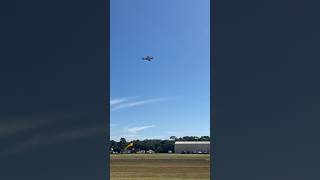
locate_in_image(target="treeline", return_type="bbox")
[110,136,210,153]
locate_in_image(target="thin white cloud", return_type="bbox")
[110,125,156,140]
[110,98,128,106]
[111,97,169,111]
[127,125,155,134]
[110,96,182,112]
[110,96,140,106]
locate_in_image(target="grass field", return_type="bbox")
[110,154,210,180]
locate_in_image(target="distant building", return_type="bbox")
[174,141,210,154]
[136,150,146,154]
[122,150,131,154]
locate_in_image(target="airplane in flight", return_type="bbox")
[142,56,154,61]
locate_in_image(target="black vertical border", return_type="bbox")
[210,0,215,179]
[105,0,110,179]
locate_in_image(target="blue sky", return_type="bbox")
[110,0,210,141]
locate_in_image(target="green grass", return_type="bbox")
[110,154,210,180]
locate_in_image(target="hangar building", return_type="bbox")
[174,141,210,154]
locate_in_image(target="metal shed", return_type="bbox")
[174,141,210,154]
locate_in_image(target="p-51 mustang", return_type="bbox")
[142,56,154,61]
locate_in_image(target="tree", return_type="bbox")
[110,140,116,150]
[118,137,127,152]
[159,140,174,153]
[170,136,177,141]
[199,136,210,141]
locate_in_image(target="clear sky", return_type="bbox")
[110,0,210,141]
